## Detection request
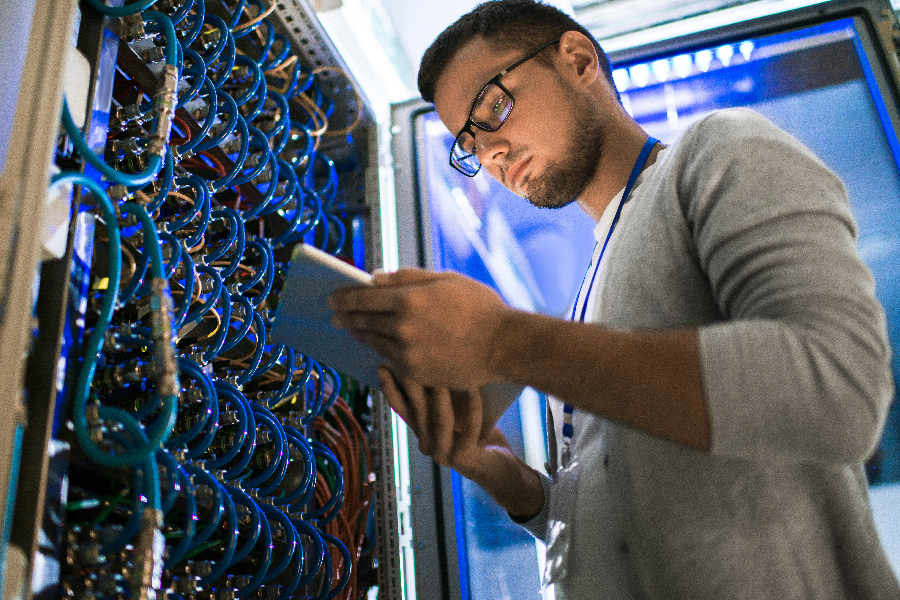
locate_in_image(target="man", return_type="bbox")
[329,0,899,597]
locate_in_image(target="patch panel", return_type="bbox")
[3,1,398,599]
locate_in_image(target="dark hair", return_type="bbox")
[417,0,615,103]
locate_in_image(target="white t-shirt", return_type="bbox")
[545,156,664,599]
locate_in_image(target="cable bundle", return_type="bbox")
[53,1,375,598]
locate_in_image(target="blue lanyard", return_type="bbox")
[561,137,659,459]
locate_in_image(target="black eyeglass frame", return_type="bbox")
[449,38,561,177]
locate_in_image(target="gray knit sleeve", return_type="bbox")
[682,109,893,464]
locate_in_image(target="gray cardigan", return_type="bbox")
[520,109,898,599]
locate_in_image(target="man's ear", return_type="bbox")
[556,30,600,89]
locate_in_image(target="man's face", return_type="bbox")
[433,36,605,208]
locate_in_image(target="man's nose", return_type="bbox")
[475,130,509,168]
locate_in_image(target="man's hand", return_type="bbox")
[379,367,506,477]
[329,268,512,389]
[379,367,544,519]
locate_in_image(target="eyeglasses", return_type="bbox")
[449,38,561,177]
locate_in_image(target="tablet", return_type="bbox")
[271,244,384,388]
[271,244,525,431]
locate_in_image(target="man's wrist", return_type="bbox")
[485,307,522,384]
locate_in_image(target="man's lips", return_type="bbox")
[505,156,531,189]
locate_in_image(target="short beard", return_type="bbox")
[522,98,605,209]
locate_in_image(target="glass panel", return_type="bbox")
[417,109,596,599]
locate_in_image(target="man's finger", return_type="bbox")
[379,367,414,425]
[327,284,405,313]
[457,388,484,447]
[433,388,456,465]
[396,374,435,456]
[372,267,440,286]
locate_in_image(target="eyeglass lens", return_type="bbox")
[452,83,514,173]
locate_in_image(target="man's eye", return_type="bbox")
[492,98,506,118]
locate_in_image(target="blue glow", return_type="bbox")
[716,44,735,66]
[612,68,630,91]
[696,49,713,72]
[651,58,671,82]
[673,54,693,78]
[629,63,651,87]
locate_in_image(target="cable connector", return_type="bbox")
[148,64,178,157]
[130,508,165,600]
[117,14,146,43]
[149,278,179,398]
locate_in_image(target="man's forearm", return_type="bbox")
[490,309,711,450]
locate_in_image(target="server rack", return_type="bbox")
[0,0,405,598]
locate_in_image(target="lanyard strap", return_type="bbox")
[561,136,659,449]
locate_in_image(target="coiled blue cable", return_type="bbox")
[183,264,222,324]
[224,0,248,29]
[303,441,344,525]
[200,287,232,363]
[250,18,275,66]
[242,404,287,492]
[184,383,219,459]
[172,249,195,328]
[176,48,207,109]
[234,311,267,386]
[84,0,158,17]
[167,358,217,447]
[261,33,291,70]
[177,0,205,47]
[118,237,150,306]
[229,126,272,188]
[321,532,352,600]
[219,294,254,354]
[197,480,238,586]
[241,66,269,123]
[223,485,263,566]
[208,381,256,477]
[211,30,237,91]
[302,360,326,424]
[157,231,183,281]
[260,90,290,142]
[231,0,268,39]
[232,500,271,598]
[320,367,342,414]
[254,344,285,386]
[288,518,325,592]
[176,78,217,156]
[141,149,174,213]
[258,158,296,218]
[259,503,298,583]
[162,462,197,568]
[196,13,228,65]
[229,54,263,107]
[168,0,194,25]
[183,463,225,550]
[277,426,316,508]
[211,115,250,192]
[236,239,270,293]
[193,90,239,153]
[324,212,347,255]
[270,113,293,155]
[270,349,301,406]
[272,186,322,247]
[61,98,164,188]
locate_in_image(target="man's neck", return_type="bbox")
[577,127,664,223]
